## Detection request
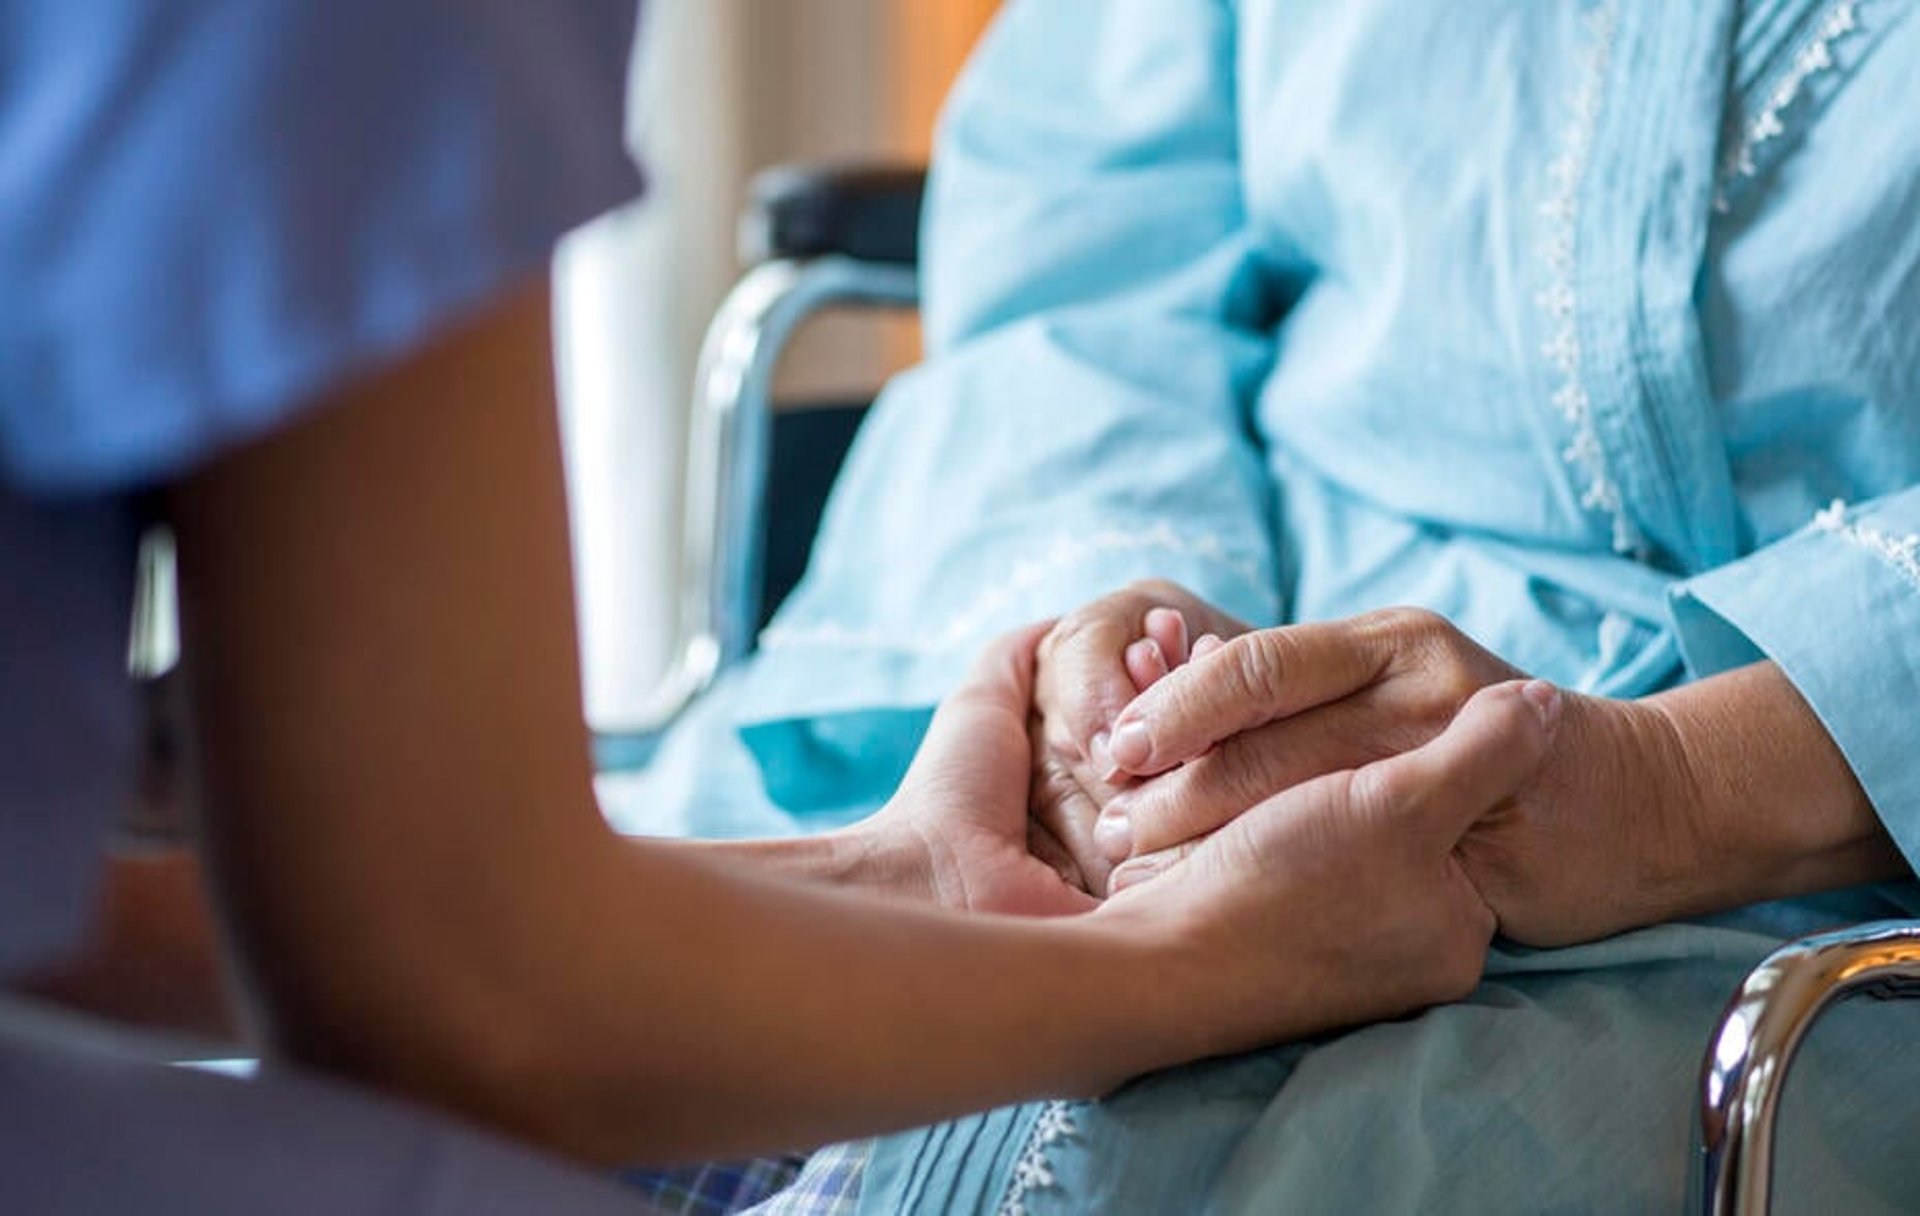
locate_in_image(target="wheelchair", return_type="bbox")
[652,162,1920,1216]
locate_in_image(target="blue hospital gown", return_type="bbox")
[628,0,1920,1211]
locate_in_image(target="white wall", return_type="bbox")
[556,0,911,732]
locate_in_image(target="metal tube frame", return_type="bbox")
[1694,918,1920,1215]
[597,254,918,743]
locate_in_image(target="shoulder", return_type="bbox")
[0,0,643,494]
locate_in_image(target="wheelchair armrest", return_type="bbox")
[740,163,927,267]
[597,166,923,758]
[1693,918,1920,1215]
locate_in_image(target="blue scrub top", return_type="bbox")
[0,0,642,976]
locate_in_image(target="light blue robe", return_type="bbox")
[627,0,1920,1209]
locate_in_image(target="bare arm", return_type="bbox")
[165,284,1158,1162]
[1635,661,1904,919]
[166,284,1552,1165]
[1099,608,1906,944]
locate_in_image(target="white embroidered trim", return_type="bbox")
[1813,499,1920,591]
[758,523,1269,656]
[1535,1,1637,557]
[997,1101,1077,1216]
[1714,1,1861,212]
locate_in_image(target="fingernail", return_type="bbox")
[1093,805,1134,864]
[1109,719,1152,771]
[1520,680,1563,733]
[1108,855,1165,894]
[1090,731,1120,783]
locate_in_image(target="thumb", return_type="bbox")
[1351,680,1562,850]
[907,621,1053,790]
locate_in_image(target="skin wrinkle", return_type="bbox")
[1037,583,1903,951]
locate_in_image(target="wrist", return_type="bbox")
[1044,903,1215,1089]
[1536,690,1713,928]
[685,825,935,903]
[818,820,938,903]
[1640,663,1902,906]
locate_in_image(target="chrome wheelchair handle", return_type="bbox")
[1694,919,1920,1216]
[629,255,917,735]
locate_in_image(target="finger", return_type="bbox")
[1027,817,1090,894]
[910,622,1055,790]
[1143,607,1190,668]
[1191,633,1224,661]
[1104,701,1393,861]
[1041,607,1155,754]
[1350,680,1562,850]
[1124,637,1171,692]
[1107,620,1390,776]
[1107,834,1209,894]
[1028,731,1117,895]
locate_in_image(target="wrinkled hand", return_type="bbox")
[1098,681,1560,1048]
[856,624,1101,917]
[1096,608,1525,864]
[1103,606,1702,946]
[1027,581,1249,895]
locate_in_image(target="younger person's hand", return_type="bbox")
[854,624,1101,917]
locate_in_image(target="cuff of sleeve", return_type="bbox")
[1668,502,1920,873]
[735,530,1281,815]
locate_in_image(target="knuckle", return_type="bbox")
[1041,611,1094,656]
[1364,605,1445,640]
[1227,630,1291,707]
[1428,653,1485,713]
[1030,757,1095,829]
[1343,761,1403,825]
[1127,577,1186,603]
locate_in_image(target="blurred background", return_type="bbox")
[556,0,998,733]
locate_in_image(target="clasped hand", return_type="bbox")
[1024,582,1708,947]
[858,594,1572,1050]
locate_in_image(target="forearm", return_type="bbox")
[312,829,1183,1166]
[670,828,933,905]
[1639,660,1906,914]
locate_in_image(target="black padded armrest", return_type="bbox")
[740,163,927,268]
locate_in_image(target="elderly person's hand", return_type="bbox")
[1101,607,1910,946]
[1096,678,1559,1043]
[1025,581,1250,895]
[1097,608,1692,944]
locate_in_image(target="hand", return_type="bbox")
[1098,681,1560,1051]
[1455,663,1900,946]
[1096,608,1523,863]
[1027,580,1249,895]
[1100,606,1723,946]
[853,624,1101,917]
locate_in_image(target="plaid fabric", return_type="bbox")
[617,1154,808,1216]
[614,1140,869,1216]
[743,1140,870,1216]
